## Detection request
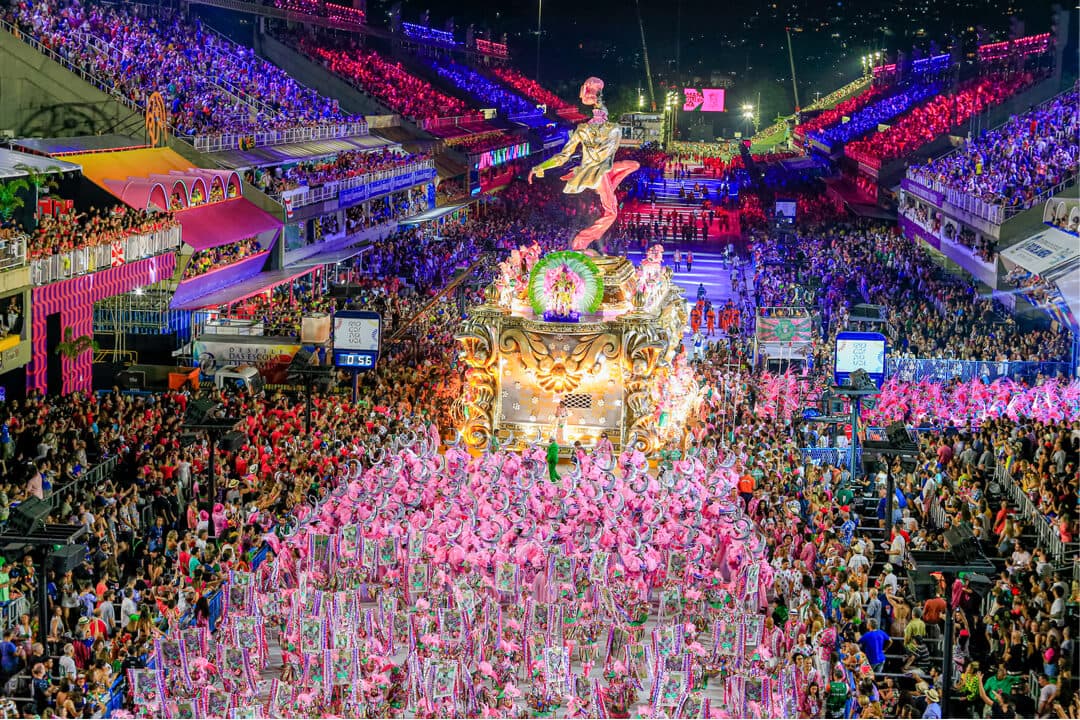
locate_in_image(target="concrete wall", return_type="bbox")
[259,33,390,117]
[257,33,432,142]
[0,28,142,138]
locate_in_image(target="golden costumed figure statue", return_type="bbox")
[528,76,640,252]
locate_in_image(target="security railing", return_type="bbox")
[886,357,1074,383]
[422,113,487,131]
[30,225,181,286]
[273,160,435,210]
[0,233,28,272]
[903,88,1078,225]
[994,464,1071,563]
[190,121,369,154]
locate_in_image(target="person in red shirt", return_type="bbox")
[923,591,947,625]
[85,611,108,640]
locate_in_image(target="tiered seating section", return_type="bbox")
[907,88,1078,216]
[426,59,540,119]
[5,0,358,140]
[846,73,1034,168]
[490,67,572,113]
[795,84,889,141]
[491,66,587,122]
[183,238,263,280]
[808,83,941,147]
[296,38,469,121]
[245,149,430,197]
[27,204,177,261]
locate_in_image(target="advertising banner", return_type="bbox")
[193,338,301,384]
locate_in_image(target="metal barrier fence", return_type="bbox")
[0,234,27,272]
[274,160,435,210]
[48,455,120,510]
[799,446,861,468]
[29,225,182,286]
[995,464,1070,563]
[887,357,1074,383]
[191,121,369,154]
[422,113,486,130]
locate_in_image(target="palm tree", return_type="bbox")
[55,327,98,361]
[12,163,60,196]
[0,178,30,223]
[12,163,61,231]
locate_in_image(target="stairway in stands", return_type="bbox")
[849,474,949,681]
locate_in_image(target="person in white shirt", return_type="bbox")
[1049,586,1066,628]
[120,589,138,621]
[58,644,77,679]
[880,564,899,595]
[848,551,870,575]
[888,531,907,566]
[1010,542,1032,575]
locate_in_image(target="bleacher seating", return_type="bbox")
[795,84,890,140]
[490,66,587,122]
[906,88,1078,218]
[809,83,942,147]
[295,37,470,121]
[4,0,359,140]
[846,73,1035,168]
[427,58,541,119]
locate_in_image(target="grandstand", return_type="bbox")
[2,0,367,152]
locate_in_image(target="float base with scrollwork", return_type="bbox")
[454,247,695,453]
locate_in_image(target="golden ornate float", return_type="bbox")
[454,246,689,452]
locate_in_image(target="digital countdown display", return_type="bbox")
[683,88,726,112]
[333,310,382,370]
[834,331,887,388]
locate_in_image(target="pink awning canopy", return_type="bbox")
[176,198,282,251]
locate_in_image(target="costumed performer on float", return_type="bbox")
[528,76,640,252]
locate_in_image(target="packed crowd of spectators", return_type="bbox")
[426,59,539,118]
[294,36,469,120]
[5,0,357,138]
[907,88,1079,214]
[244,149,429,197]
[0,149,1077,719]
[22,205,176,261]
[847,74,1035,168]
[810,83,942,147]
[795,84,891,140]
[751,220,1073,362]
[343,187,428,234]
[490,66,575,112]
[445,131,524,155]
[181,238,263,280]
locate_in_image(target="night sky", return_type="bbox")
[210,0,1075,139]
[368,0,1072,134]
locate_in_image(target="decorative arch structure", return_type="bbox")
[104,179,172,211]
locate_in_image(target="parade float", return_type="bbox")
[455,243,690,452]
[455,76,697,452]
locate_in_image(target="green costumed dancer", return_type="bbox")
[547,436,561,482]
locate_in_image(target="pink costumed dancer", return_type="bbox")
[528,76,640,252]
